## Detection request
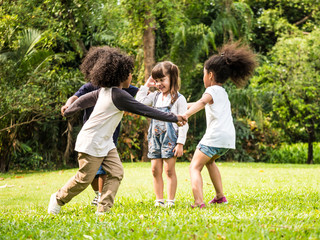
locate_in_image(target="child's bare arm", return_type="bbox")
[184,93,213,119]
[63,89,101,117]
[187,102,195,109]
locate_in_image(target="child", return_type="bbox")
[182,43,257,208]
[61,82,138,206]
[48,47,186,215]
[136,61,189,207]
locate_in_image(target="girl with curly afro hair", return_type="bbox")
[48,46,186,215]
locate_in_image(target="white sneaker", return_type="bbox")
[48,193,61,214]
[166,200,175,208]
[91,196,98,206]
[154,200,165,207]
[95,211,106,216]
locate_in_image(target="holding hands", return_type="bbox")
[177,114,188,127]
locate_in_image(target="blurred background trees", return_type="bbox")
[0,0,319,172]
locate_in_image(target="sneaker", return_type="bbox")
[95,211,106,216]
[166,200,175,208]
[48,193,61,214]
[91,196,98,206]
[154,200,165,207]
[208,196,228,204]
[191,203,206,209]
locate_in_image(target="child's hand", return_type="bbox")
[61,105,69,116]
[145,76,156,88]
[180,114,188,122]
[173,143,184,157]
[176,115,187,126]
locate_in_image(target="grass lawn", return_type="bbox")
[0,162,319,239]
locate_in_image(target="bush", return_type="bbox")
[265,142,320,164]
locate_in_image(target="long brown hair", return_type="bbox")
[204,42,257,87]
[151,61,180,104]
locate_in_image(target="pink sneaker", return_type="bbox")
[191,203,206,209]
[209,196,228,204]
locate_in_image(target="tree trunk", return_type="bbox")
[0,131,16,173]
[306,125,315,164]
[141,10,155,162]
[63,120,74,166]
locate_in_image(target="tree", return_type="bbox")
[252,29,320,164]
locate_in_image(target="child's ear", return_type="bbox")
[209,72,214,81]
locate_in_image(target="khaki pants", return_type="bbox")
[56,148,124,212]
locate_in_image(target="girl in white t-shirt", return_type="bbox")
[183,43,257,208]
[136,61,189,207]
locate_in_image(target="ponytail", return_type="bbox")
[204,42,257,87]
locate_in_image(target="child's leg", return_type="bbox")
[189,149,211,205]
[56,153,103,205]
[98,174,107,193]
[91,178,98,191]
[151,159,164,200]
[206,158,224,199]
[98,148,124,212]
[163,157,177,201]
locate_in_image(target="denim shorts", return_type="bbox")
[95,165,106,177]
[197,143,229,158]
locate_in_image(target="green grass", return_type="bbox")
[0,162,319,239]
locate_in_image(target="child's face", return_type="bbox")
[154,75,170,95]
[203,68,213,88]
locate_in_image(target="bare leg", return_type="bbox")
[189,149,211,205]
[163,157,177,200]
[151,159,164,200]
[206,157,224,199]
[91,178,98,192]
[98,174,107,193]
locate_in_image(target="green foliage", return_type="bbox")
[117,113,146,162]
[0,163,320,239]
[264,142,320,164]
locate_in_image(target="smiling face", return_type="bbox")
[154,75,171,95]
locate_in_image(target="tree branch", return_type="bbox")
[294,11,314,26]
[0,111,12,120]
[0,114,45,132]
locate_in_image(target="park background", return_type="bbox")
[0,0,320,172]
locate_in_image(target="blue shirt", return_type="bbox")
[74,83,138,145]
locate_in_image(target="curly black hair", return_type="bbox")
[80,46,134,87]
[204,42,257,87]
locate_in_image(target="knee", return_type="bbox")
[165,168,176,178]
[151,166,161,177]
[189,162,200,173]
[111,165,124,181]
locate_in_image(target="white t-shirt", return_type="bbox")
[75,88,123,157]
[136,85,189,144]
[199,85,235,149]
